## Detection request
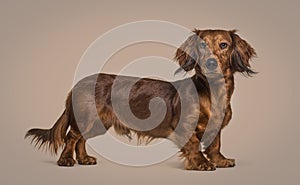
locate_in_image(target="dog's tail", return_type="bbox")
[25,110,69,154]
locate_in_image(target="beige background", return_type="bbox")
[1,0,299,184]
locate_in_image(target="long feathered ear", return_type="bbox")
[174,32,201,75]
[230,30,257,76]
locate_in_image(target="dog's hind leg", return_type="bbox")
[75,137,97,165]
[57,128,81,167]
[75,119,111,165]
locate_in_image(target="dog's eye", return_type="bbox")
[219,42,228,49]
[200,42,207,48]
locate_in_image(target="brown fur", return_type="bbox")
[25,29,256,170]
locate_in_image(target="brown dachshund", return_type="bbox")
[26,29,256,171]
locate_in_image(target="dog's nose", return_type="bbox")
[205,58,218,71]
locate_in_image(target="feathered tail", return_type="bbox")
[25,110,69,154]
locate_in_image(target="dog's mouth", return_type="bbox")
[204,72,222,79]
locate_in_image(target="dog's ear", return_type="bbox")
[230,30,257,76]
[174,32,201,75]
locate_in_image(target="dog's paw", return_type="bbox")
[213,158,235,168]
[57,157,76,167]
[185,160,216,171]
[77,156,97,165]
[196,161,216,171]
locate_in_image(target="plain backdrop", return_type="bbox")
[1,0,299,185]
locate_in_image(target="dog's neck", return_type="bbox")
[192,70,234,102]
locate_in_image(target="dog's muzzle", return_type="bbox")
[205,58,218,71]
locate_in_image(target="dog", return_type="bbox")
[25,29,256,171]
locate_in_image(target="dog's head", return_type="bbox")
[175,29,256,78]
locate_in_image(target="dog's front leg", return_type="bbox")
[203,131,235,168]
[203,105,235,168]
[181,133,216,171]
